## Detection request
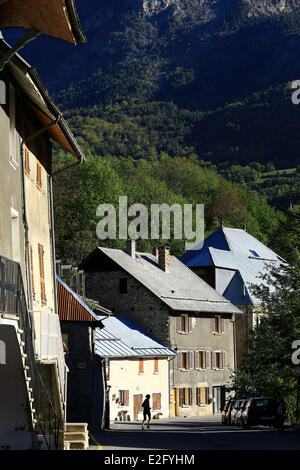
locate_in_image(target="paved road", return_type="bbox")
[89,416,300,451]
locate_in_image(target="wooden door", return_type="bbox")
[172,388,179,416]
[133,394,143,421]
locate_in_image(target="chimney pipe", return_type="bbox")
[158,246,170,272]
[126,240,136,258]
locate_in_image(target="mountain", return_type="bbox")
[4,0,300,109]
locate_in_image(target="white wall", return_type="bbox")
[108,357,170,422]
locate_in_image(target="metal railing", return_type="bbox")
[0,255,61,450]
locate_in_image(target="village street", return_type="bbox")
[89,416,300,451]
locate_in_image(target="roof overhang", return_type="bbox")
[0,0,86,45]
[0,40,85,161]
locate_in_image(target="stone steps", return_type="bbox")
[64,423,89,450]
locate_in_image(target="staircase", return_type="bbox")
[0,256,62,450]
[64,423,89,450]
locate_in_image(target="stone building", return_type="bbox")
[80,241,242,417]
[180,226,284,366]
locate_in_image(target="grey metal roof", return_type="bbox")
[95,316,175,358]
[96,247,241,315]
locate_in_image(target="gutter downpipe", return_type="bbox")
[20,116,61,350]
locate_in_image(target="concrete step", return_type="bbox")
[68,441,88,450]
[64,432,88,443]
[65,423,88,433]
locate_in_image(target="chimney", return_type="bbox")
[158,246,170,273]
[126,239,136,258]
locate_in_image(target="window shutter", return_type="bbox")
[195,351,199,369]
[177,352,182,370]
[139,359,144,373]
[125,390,129,406]
[179,388,184,407]
[30,244,35,300]
[154,358,159,373]
[38,244,46,306]
[152,393,156,410]
[176,316,181,332]
[221,318,225,334]
[25,146,30,176]
[206,351,210,369]
[188,388,192,405]
[212,352,216,369]
[205,387,209,404]
[153,393,161,410]
[211,317,215,333]
[222,351,226,369]
[188,316,193,333]
[189,351,194,369]
[36,161,42,190]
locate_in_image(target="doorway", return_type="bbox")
[133,394,143,421]
[213,386,225,413]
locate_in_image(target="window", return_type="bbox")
[154,358,159,373]
[179,388,192,407]
[212,351,225,370]
[138,358,144,374]
[24,146,30,177]
[119,278,127,294]
[30,244,35,301]
[195,350,210,370]
[211,315,225,334]
[176,314,192,334]
[152,393,161,410]
[196,387,209,405]
[36,161,42,191]
[38,244,46,306]
[119,390,129,406]
[177,351,194,370]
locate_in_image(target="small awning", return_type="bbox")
[0,0,86,45]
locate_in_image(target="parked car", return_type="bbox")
[235,400,248,427]
[222,400,234,425]
[241,397,277,429]
[231,399,244,425]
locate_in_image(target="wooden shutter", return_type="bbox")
[188,388,192,405]
[222,351,226,369]
[200,387,206,404]
[195,351,199,370]
[196,387,200,405]
[176,316,181,332]
[139,359,144,373]
[212,351,216,369]
[30,244,35,300]
[154,358,159,373]
[221,317,225,334]
[153,393,161,410]
[24,146,30,177]
[177,352,182,370]
[189,351,194,370]
[38,244,46,306]
[124,390,129,406]
[205,351,210,369]
[188,316,193,333]
[36,161,42,191]
[179,388,184,407]
[205,387,209,404]
[211,317,215,333]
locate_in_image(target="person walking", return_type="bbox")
[141,394,151,430]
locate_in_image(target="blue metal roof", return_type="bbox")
[95,316,175,358]
[180,227,284,305]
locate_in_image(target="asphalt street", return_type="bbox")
[88,415,300,451]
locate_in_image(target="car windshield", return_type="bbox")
[253,399,273,407]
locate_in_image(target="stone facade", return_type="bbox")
[85,266,236,417]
